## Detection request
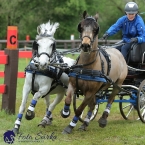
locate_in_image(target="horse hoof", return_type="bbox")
[46,118,53,125]
[25,110,35,120]
[98,117,107,128]
[38,117,53,127]
[60,109,70,118]
[62,125,73,134]
[79,125,87,131]
[38,120,47,128]
[13,128,19,134]
[38,123,46,128]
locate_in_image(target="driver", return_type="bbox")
[102,2,145,61]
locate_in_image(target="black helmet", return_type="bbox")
[125,2,138,14]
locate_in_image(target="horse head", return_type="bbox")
[78,11,100,52]
[36,36,56,70]
[35,21,59,70]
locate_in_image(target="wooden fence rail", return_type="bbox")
[0,39,121,50]
[0,51,32,79]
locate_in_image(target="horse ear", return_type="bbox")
[83,10,88,19]
[77,23,81,33]
[94,12,99,22]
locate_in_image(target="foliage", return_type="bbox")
[0,0,145,40]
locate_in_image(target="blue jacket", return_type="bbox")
[106,15,145,43]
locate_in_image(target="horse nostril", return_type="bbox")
[81,43,91,52]
[81,43,90,48]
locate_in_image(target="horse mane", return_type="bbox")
[36,20,59,39]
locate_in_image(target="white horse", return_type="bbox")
[13,21,76,134]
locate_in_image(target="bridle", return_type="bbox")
[81,35,94,44]
[33,36,57,65]
[79,18,100,53]
[81,35,98,53]
[37,49,56,63]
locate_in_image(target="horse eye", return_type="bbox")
[78,26,83,33]
[80,28,83,32]
[93,30,96,34]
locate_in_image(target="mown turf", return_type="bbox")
[0,54,145,145]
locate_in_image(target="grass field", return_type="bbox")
[0,54,145,145]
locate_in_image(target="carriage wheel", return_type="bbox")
[119,94,139,121]
[137,80,145,123]
[73,92,99,123]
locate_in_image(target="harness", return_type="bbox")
[67,46,113,97]
[25,55,68,97]
[69,48,111,82]
[99,48,111,76]
[69,68,106,82]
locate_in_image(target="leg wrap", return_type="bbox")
[28,99,37,111]
[70,116,79,127]
[84,111,92,123]
[46,111,51,117]
[15,114,23,128]
[87,111,92,118]
[17,113,23,120]
[31,99,37,107]
[63,104,70,115]
[105,103,111,114]
[64,103,70,112]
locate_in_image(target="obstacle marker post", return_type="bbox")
[2,26,19,114]
[24,35,30,64]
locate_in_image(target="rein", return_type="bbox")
[57,47,81,55]
[71,50,99,69]
[28,53,68,97]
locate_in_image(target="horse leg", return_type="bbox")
[13,79,31,134]
[25,86,47,120]
[25,92,40,120]
[79,96,96,131]
[38,92,65,128]
[25,77,52,120]
[61,84,74,118]
[38,94,50,127]
[62,93,93,134]
[98,86,120,128]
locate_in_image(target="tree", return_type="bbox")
[0,0,144,40]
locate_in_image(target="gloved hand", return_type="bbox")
[102,33,109,39]
[130,38,138,43]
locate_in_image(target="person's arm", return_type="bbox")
[136,18,145,43]
[106,17,124,36]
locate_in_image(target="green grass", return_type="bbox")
[0,54,145,145]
